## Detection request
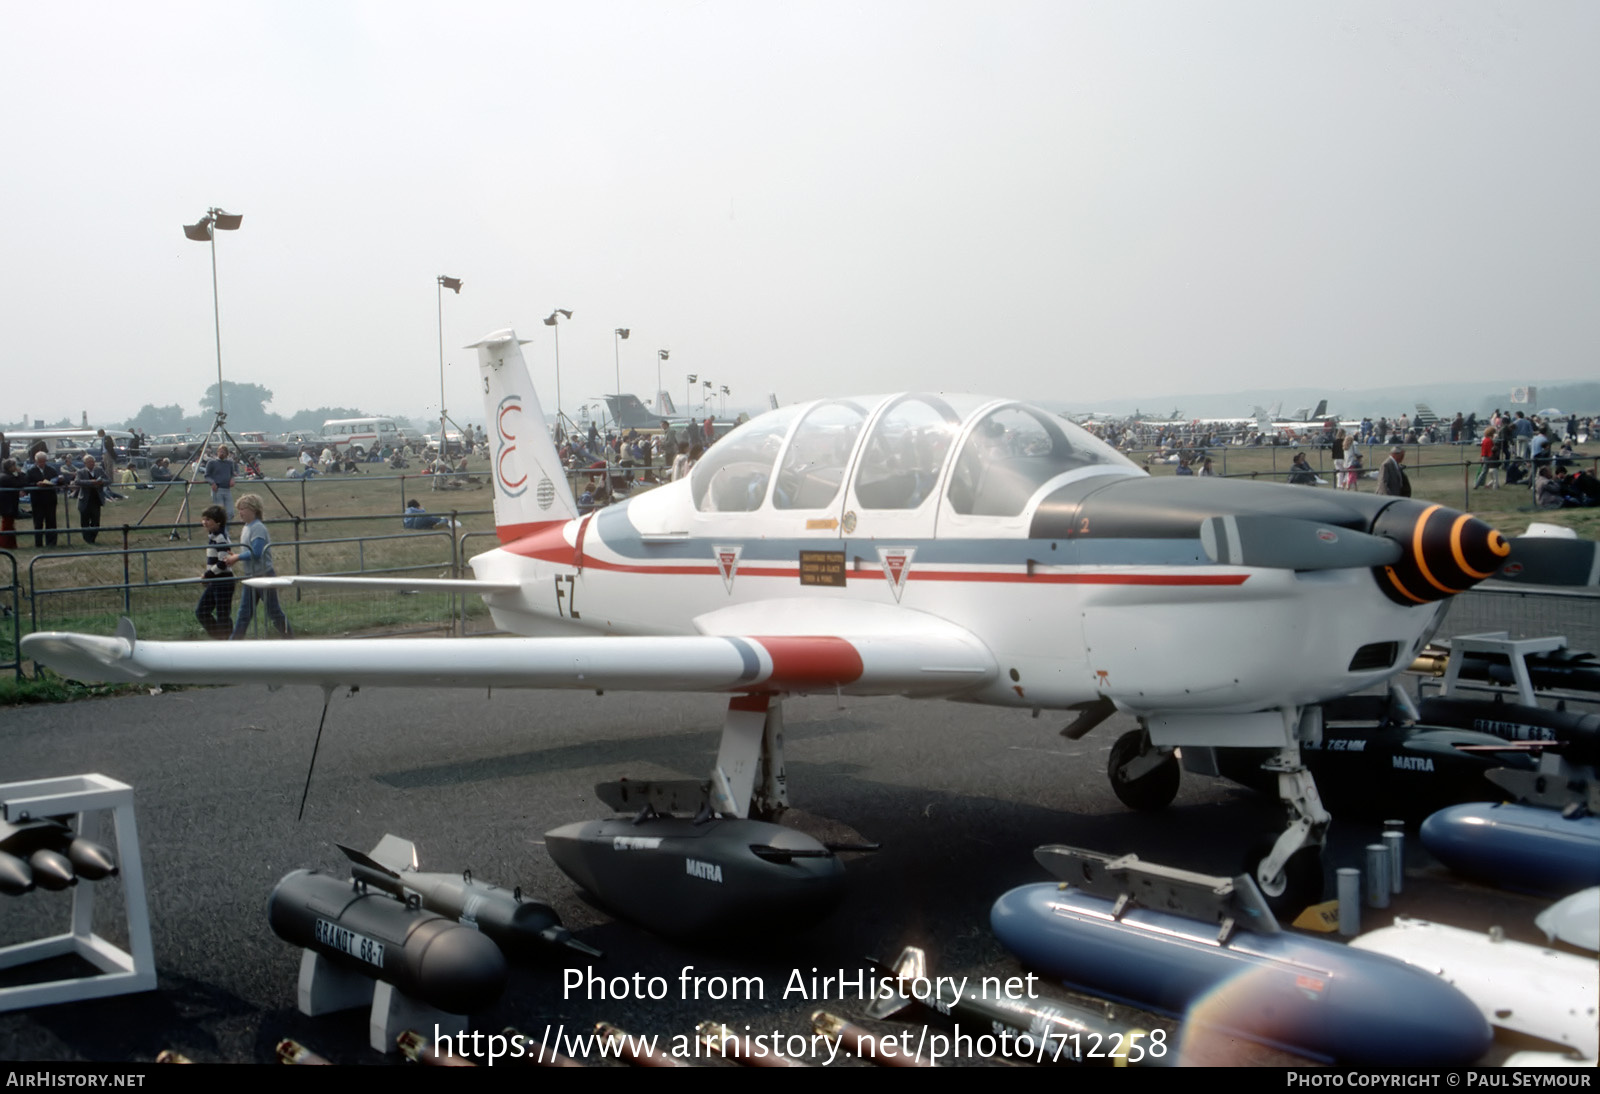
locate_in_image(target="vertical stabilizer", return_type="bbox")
[472,329,578,537]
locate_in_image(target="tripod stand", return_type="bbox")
[134,412,295,539]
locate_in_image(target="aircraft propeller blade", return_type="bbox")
[1496,535,1600,587]
[1200,515,1403,571]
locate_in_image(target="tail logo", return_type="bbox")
[495,395,528,498]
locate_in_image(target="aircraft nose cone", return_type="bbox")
[1370,501,1509,604]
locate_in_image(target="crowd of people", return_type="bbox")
[1086,409,1597,457]
[554,418,717,511]
[1090,407,1596,506]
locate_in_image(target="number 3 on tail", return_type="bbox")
[554,574,580,618]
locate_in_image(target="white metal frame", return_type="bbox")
[0,774,156,1010]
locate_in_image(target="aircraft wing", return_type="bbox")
[21,607,997,699]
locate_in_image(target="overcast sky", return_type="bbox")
[4,1,1596,428]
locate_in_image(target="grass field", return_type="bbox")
[5,458,504,657]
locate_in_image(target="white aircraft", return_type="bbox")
[23,330,1599,911]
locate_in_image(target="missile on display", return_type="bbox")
[397,1029,477,1067]
[990,846,1492,1067]
[25,849,76,891]
[594,1021,690,1067]
[276,1039,332,1066]
[338,836,600,961]
[1410,641,1600,698]
[0,852,32,896]
[0,818,118,896]
[1419,801,1600,896]
[1414,696,1600,766]
[544,812,845,938]
[1351,916,1599,1060]
[696,1021,809,1067]
[866,945,1173,1066]
[1214,720,1540,820]
[1536,887,1600,952]
[813,1011,934,1067]
[504,1027,586,1068]
[267,869,508,1014]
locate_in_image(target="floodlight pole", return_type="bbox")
[545,309,572,438]
[437,279,446,454]
[183,207,242,418]
[436,275,461,454]
[208,228,224,417]
[613,328,630,413]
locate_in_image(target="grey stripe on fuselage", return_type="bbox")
[592,505,1209,568]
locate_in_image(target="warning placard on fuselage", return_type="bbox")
[799,550,847,587]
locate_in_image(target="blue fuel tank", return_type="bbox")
[990,883,1491,1067]
[544,814,845,938]
[1419,801,1600,895]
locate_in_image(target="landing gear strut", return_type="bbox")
[1103,706,1331,918]
[594,694,789,820]
[1246,736,1331,917]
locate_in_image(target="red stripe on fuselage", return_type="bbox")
[911,571,1248,586]
[496,520,572,548]
[497,528,1249,586]
[753,637,865,688]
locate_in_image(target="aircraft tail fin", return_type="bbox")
[655,391,676,417]
[1312,399,1327,420]
[473,329,578,536]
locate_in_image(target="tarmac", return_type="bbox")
[0,676,1581,1067]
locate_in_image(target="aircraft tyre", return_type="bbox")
[1107,729,1180,811]
[1246,837,1322,918]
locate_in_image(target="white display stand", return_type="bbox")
[294,950,467,1054]
[1436,631,1568,705]
[0,774,157,1009]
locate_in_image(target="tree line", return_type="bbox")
[113,382,420,436]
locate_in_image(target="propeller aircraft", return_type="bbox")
[23,329,1600,912]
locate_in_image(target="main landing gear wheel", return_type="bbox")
[1246,837,1323,919]
[1107,729,1181,812]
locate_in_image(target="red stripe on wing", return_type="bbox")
[753,637,865,688]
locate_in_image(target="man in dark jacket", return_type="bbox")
[1376,446,1411,497]
[74,454,109,545]
[25,451,62,547]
